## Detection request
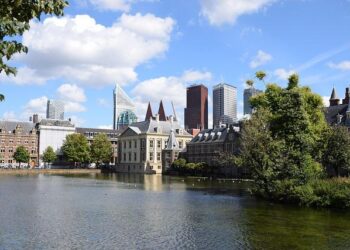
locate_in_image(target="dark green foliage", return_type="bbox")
[255,71,266,81]
[62,133,90,165]
[171,158,207,175]
[246,79,254,87]
[42,146,57,164]
[14,146,30,166]
[91,133,113,166]
[0,0,68,75]
[322,126,350,177]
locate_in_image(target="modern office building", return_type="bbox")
[184,84,208,130]
[213,83,237,127]
[243,87,263,115]
[46,99,65,120]
[113,84,138,130]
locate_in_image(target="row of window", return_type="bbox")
[0,139,36,144]
[0,148,36,154]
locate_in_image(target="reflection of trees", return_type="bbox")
[243,202,350,249]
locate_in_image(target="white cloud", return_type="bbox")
[274,68,296,80]
[22,96,48,119]
[328,61,350,71]
[90,0,131,12]
[9,13,174,86]
[1,111,18,121]
[182,70,212,82]
[64,101,86,113]
[322,96,330,107]
[200,0,276,26]
[0,66,49,85]
[57,84,86,102]
[97,124,113,129]
[97,98,109,107]
[250,50,272,68]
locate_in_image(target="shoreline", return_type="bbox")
[0,169,101,175]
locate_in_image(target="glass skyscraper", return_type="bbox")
[213,83,237,128]
[243,87,263,115]
[46,100,65,120]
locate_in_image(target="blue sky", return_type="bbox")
[1,0,350,128]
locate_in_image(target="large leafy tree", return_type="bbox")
[241,72,327,199]
[0,0,68,75]
[62,133,90,167]
[42,146,57,165]
[91,133,113,167]
[14,146,30,168]
[322,126,350,177]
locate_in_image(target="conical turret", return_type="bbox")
[158,100,166,121]
[330,87,340,106]
[145,102,153,121]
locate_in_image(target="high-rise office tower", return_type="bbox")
[213,83,237,127]
[184,84,208,130]
[243,87,263,115]
[113,84,138,130]
[46,100,65,120]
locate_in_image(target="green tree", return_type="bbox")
[241,73,326,199]
[322,126,350,177]
[14,146,30,168]
[91,133,112,167]
[255,71,266,82]
[62,133,90,167]
[0,0,68,75]
[42,146,57,166]
[246,79,254,88]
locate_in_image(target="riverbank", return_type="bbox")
[0,169,101,175]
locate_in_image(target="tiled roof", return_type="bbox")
[39,119,75,127]
[324,104,348,125]
[189,127,228,144]
[0,121,36,134]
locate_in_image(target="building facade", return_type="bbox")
[243,87,263,115]
[0,121,38,167]
[184,84,208,130]
[76,127,120,164]
[324,87,350,127]
[46,100,65,120]
[113,84,138,130]
[37,119,75,165]
[116,116,192,174]
[162,129,182,172]
[213,83,237,127]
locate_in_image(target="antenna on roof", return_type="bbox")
[171,101,177,121]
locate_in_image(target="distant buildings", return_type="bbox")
[0,120,38,167]
[243,87,262,115]
[184,84,208,130]
[46,100,65,120]
[213,83,237,127]
[324,87,350,127]
[113,84,138,130]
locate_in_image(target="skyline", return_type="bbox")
[1,0,350,128]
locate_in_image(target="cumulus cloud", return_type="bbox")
[57,84,86,103]
[182,70,212,82]
[274,68,296,80]
[64,101,86,113]
[89,0,158,12]
[200,0,276,26]
[4,13,174,86]
[250,50,272,68]
[0,67,49,85]
[328,61,350,71]
[22,96,48,119]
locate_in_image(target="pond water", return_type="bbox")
[0,173,349,249]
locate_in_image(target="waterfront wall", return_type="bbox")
[0,169,101,175]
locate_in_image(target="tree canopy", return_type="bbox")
[0,0,68,75]
[42,146,57,164]
[62,133,90,165]
[14,146,30,166]
[90,133,113,166]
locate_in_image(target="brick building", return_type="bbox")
[184,84,208,130]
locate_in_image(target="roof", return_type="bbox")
[330,87,339,100]
[76,127,122,135]
[189,127,228,144]
[39,119,75,127]
[120,119,191,137]
[0,121,36,134]
[324,104,348,125]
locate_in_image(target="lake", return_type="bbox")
[0,173,349,249]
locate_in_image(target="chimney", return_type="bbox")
[155,114,160,122]
[343,87,350,105]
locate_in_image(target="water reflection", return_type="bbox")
[0,174,350,249]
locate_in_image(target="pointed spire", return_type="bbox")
[158,100,166,121]
[330,86,338,100]
[145,102,153,121]
[330,86,340,106]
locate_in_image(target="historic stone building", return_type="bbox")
[162,129,182,172]
[116,114,192,174]
[0,121,39,167]
[324,87,350,127]
[76,127,121,164]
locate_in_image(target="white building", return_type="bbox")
[37,119,75,165]
[213,83,237,128]
[46,100,65,120]
[116,116,193,174]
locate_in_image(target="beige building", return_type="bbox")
[0,121,39,167]
[116,116,192,174]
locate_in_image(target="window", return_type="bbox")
[157,152,161,161]
[134,152,137,161]
[8,160,12,163]
[123,141,126,149]
[158,166,161,170]
[134,140,137,148]
[9,139,13,143]
[0,148,5,153]
[179,141,183,149]
[157,139,161,148]
[149,140,154,148]
[128,152,131,161]
[142,152,146,162]
[129,141,132,148]
[31,149,35,154]
[123,153,126,161]
[141,139,145,149]
[149,152,154,161]
[9,148,13,153]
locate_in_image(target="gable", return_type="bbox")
[120,127,140,137]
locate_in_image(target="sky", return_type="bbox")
[1,0,350,129]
